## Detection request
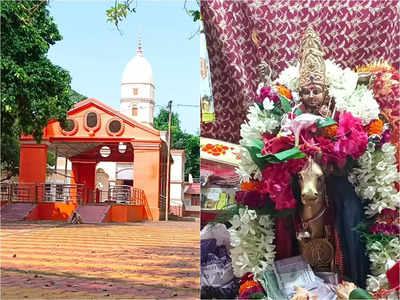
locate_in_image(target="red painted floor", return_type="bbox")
[1,220,200,299]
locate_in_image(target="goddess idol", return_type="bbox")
[228,23,400,299]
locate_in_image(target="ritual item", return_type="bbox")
[291,286,317,300]
[299,26,333,117]
[336,281,357,300]
[296,157,335,272]
[261,271,286,300]
[200,225,239,299]
[200,137,241,167]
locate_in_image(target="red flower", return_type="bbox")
[261,134,295,156]
[260,159,307,210]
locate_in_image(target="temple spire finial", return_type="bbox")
[137,26,143,56]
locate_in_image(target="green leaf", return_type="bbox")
[249,139,265,151]
[248,292,266,299]
[279,94,292,113]
[316,117,337,128]
[255,101,264,110]
[271,106,284,117]
[243,139,272,169]
[255,146,306,165]
[274,147,306,161]
[294,109,303,116]
[349,288,373,299]
[188,10,201,22]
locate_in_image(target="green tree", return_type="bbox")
[153,108,199,180]
[1,1,78,179]
[106,0,200,30]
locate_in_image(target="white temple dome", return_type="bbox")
[121,43,153,85]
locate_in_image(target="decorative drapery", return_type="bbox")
[201,0,400,143]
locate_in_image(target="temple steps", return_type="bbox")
[73,205,110,223]
[1,203,37,222]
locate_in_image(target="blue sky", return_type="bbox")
[47,0,199,134]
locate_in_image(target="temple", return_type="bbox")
[8,36,192,222]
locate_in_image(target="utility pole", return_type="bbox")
[165,100,172,221]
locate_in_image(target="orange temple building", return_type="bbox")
[18,98,168,222]
[4,37,174,223]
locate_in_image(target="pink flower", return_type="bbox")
[334,112,368,161]
[380,208,399,219]
[369,223,400,235]
[256,86,279,103]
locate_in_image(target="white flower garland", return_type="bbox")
[349,142,400,293]
[275,63,300,91]
[335,85,380,125]
[240,103,280,146]
[348,143,400,217]
[237,103,280,182]
[366,237,400,293]
[228,207,275,280]
[235,146,262,183]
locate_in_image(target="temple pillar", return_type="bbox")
[19,143,48,202]
[132,142,162,220]
[70,160,97,204]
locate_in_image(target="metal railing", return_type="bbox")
[89,185,144,205]
[39,183,85,203]
[1,182,36,202]
[1,182,145,206]
[1,182,85,203]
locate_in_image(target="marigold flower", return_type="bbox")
[241,181,261,191]
[239,280,261,296]
[320,124,338,138]
[277,85,292,99]
[367,119,384,136]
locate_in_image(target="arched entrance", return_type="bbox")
[18,98,168,221]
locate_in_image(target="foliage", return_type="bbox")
[1,1,82,178]
[153,108,200,180]
[1,131,20,180]
[69,89,86,103]
[188,9,200,22]
[1,88,84,179]
[106,0,136,31]
[106,0,199,32]
[1,1,74,141]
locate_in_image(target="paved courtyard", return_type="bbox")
[1,220,200,299]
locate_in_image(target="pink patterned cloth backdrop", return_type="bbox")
[201,0,400,143]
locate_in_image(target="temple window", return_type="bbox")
[86,112,98,128]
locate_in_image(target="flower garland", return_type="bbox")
[365,233,400,293]
[346,63,400,295]
[348,143,400,217]
[228,207,275,280]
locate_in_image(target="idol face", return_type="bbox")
[299,83,327,113]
